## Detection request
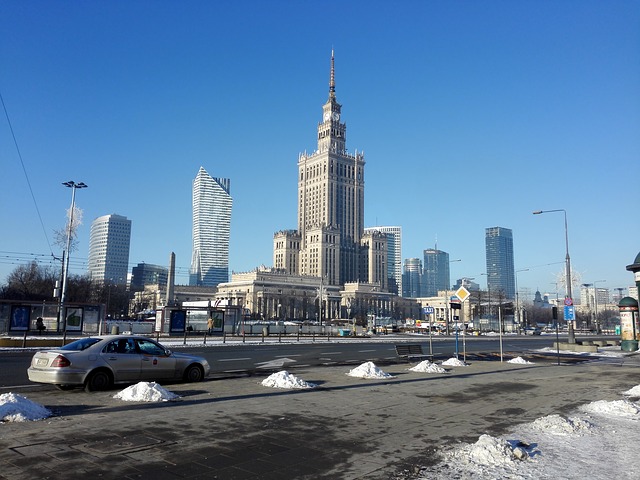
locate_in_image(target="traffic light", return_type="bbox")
[552,306,558,320]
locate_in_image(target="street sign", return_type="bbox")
[564,305,575,320]
[455,286,471,302]
[564,297,573,306]
[423,306,435,315]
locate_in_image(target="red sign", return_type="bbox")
[564,297,573,306]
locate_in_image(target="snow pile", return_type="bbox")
[508,356,534,364]
[113,382,179,402]
[441,357,468,367]
[580,399,640,418]
[346,361,395,379]
[261,371,317,389]
[409,360,447,374]
[526,414,594,435]
[622,385,640,397]
[0,393,52,422]
[450,434,528,466]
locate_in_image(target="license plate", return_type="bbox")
[36,358,49,366]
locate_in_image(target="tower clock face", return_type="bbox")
[332,112,340,121]
[323,112,330,121]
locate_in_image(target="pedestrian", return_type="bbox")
[207,317,214,334]
[36,317,46,333]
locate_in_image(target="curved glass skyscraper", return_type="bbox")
[190,167,232,287]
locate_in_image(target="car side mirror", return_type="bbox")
[165,349,172,356]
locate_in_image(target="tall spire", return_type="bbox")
[329,49,336,99]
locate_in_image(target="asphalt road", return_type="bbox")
[0,333,602,391]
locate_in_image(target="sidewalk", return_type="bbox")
[1,353,639,479]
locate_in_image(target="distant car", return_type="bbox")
[27,335,210,392]
[524,327,542,335]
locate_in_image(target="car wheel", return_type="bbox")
[183,364,204,383]
[85,369,113,392]
[55,385,76,391]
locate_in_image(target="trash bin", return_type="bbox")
[111,325,119,335]
[262,326,269,337]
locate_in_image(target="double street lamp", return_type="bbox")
[60,181,87,342]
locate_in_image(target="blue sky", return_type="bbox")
[1,0,639,300]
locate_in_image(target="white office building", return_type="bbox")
[88,214,131,284]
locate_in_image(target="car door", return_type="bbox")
[135,338,178,380]
[101,338,142,382]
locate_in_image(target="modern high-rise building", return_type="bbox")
[402,258,422,298]
[190,167,232,287]
[88,214,131,284]
[485,226,516,299]
[423,248,450,296]
[130,262,168,291]
[273,51,380,287]
[365,226,402,295]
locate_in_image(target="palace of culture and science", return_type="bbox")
[215,53,422,323]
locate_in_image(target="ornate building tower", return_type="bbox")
[296,51,366,285]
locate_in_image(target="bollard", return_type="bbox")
[262,330,265,343]
[243,330,246,343]
[183,329,187,345]
[223,331,226,343]
[22,330,28,348]
[312,332,315,342]
[203,332,207,345]
[279,332,282,343]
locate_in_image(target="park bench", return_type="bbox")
[395,344,432,361]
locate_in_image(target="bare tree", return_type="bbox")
[0,262,57,300]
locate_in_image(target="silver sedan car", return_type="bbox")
[27,335,210,392]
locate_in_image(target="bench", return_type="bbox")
[395,344,432,361]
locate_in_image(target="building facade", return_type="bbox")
[485,226,516,299]
[87,214,131,284]
[130,262,168,291]
[364,226,402,295]
[190,167,232,287]
[423,248,450,297]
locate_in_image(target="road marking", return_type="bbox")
[255,358,298,369]
[358,349,376,353]
[0,384,39,390]
[218,357,252,362]
[320,351,342,355]
[275,354,301,358]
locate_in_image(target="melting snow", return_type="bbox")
[346,361,395,379]
[441,357,468,367]
[0,393,51,422]
[526,414,594,435]
[113,382,179,402]
[409,360,447,373]
[261,371,317,389]
[580,399,640,418]
[508,356,534,364]
[622,385,640,396]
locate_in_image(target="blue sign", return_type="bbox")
[423,306,435,315]
[564,305,575,321]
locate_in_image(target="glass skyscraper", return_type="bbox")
[485,226,516,299]
[423,248,450,297]
[88,214,131,284]
[190,167,232,287]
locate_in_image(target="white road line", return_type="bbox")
[358,349,376,353]
[218,357,252,362]
[320,351,342,355]
[275,354,301,358]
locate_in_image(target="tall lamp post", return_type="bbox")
[60,181,87,343]
[533,209,574,343]
[515,268,529,331]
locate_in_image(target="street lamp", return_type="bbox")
[515,268,529,331]
[60,181,88,342]
[533,209,574,342]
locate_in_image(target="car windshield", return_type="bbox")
[60,337,102,351]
